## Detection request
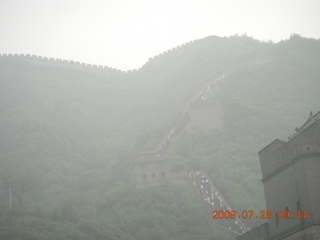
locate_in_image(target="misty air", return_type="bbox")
[0,1,320,240]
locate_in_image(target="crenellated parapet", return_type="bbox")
[259,111,320,182]
[0,37,216,76]
[0,53,127,75]
[143,39,200,66]
[0,39,202,74]
[254,110,320,240]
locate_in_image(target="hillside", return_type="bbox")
[0,34,319,239]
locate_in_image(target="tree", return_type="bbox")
[0,172,41,209]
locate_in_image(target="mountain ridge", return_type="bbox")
[0,34,319,240]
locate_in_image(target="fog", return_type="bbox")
[1,0,320,70]
[0,1,320,239]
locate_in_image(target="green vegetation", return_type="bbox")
[0,181,228,240]
[0,34,319,239]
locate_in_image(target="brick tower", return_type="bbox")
[238,111,320,240]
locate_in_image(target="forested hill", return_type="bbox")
[0,34,319,240]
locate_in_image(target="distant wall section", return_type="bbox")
[0,39,201,73]
[0,54,126,75]
[186,101,223,131]
[131,153,187,185]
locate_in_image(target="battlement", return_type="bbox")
[131,151,164,165]
[0,39,201,75]
[143,39,200,67]
[259,111,320,181]
[0,53,128,75]
[1,35,262,76]
[130,154,186,185]
[256,110,320,239]
[239,111,320,240]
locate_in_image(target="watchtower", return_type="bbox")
[259,111,320,239]
[238,111,320,240]
[130,152,187,185]
[186,99,223,131]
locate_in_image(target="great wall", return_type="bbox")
[129,70,252,239]
[0,36,275,239]
[0,35,269,75]
[0,39,201,74]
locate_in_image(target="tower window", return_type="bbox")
[152,173,156,178]
[307,147,310,151]
[143,174,146,180]
[296,201,301,211]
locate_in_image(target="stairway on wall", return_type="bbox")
[131,72,252,238]
[188,171,250,237]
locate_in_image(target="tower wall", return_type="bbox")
[187,103,223,131]
[237,223,269,240]
[259,119,320,239]
[131,159,187,185]
[239,113,320,240]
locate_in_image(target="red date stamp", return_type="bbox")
[212,210,307,220]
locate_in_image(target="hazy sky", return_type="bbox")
[1,0,319,70]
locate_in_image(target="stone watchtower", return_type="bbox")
[259,111,320,239]
[130,152,187,185]
[187,99,224,131]
[238,111,320,240]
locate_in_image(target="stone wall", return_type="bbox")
[0,39,200,73]
[259,116,320,180]
[0,53,125,75]
[280,224,320,240]
[131,159,187,185]
[239,113,320,240]
[237,223,269,240]
[187,102,223,131]
[258,113,320,239]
